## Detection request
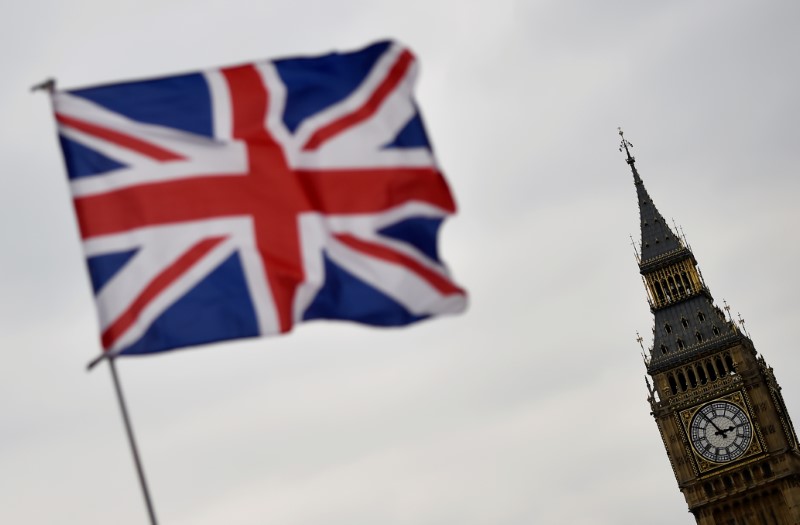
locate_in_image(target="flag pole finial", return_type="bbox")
[30,78,56,94]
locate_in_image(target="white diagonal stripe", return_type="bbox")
[291,42,406,148]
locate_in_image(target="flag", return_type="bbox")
[52,41,467,358]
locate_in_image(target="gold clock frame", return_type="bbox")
[679,391,764,474]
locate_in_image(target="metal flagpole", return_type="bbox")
[31,78,158,525]
[31,78,157,524]
[108,357,159,525]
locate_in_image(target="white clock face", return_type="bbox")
[689,401,753,463]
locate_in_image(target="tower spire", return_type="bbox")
[619,128,682,263]
[621,130,736,374]
[619,127,641,184]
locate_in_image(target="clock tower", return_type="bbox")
[621,130,800,523]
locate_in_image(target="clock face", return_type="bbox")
[689,401,753,463]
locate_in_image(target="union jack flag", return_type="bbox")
[52,41,467,358]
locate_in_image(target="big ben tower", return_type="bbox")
[622,129,800,523]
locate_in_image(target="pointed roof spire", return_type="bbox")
[618,128,683,264]
[618,127,642,184]
[621,130,748,374]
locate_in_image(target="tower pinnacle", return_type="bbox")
[618,127,634,163]
[618,127,642,184]
[621,131,734,373]
[619,128,681,263]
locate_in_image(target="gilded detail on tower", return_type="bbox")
[644,259,703,309]
[678,391,765,474]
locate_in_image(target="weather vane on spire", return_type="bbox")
[618,127,635,165]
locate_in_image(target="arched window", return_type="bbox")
[723,476,734,489]
[706,361,717,381]
[660,344,668,355]
[654,281,665,302]
[668,374,678,395]
[715,356,726,376]
[697,366,707,384]
[681,317,689,328]
[677,371,687,391]
[697,311,705,322]
[687,368,697,388]
[677,339,685,350]
[667,276,678,296]
[695,331,703,343]
[682,272,692,294]
[664,323,672,334]
[725,353,735,373]
[675,273,685,295]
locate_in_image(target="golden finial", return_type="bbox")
[738,312,750,337]
[723,300,733,322]
[618,127,635,165]
[636,331,649,365]
[629,234,641,263]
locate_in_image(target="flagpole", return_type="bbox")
[108,357,159,525]
[32,80,158,523]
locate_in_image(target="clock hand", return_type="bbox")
[702,412,725,433]
[719,421,748,434]
[715,425,735,437]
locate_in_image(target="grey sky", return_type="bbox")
[2,1,800,523]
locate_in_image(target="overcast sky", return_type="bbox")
[3,1,800,524]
